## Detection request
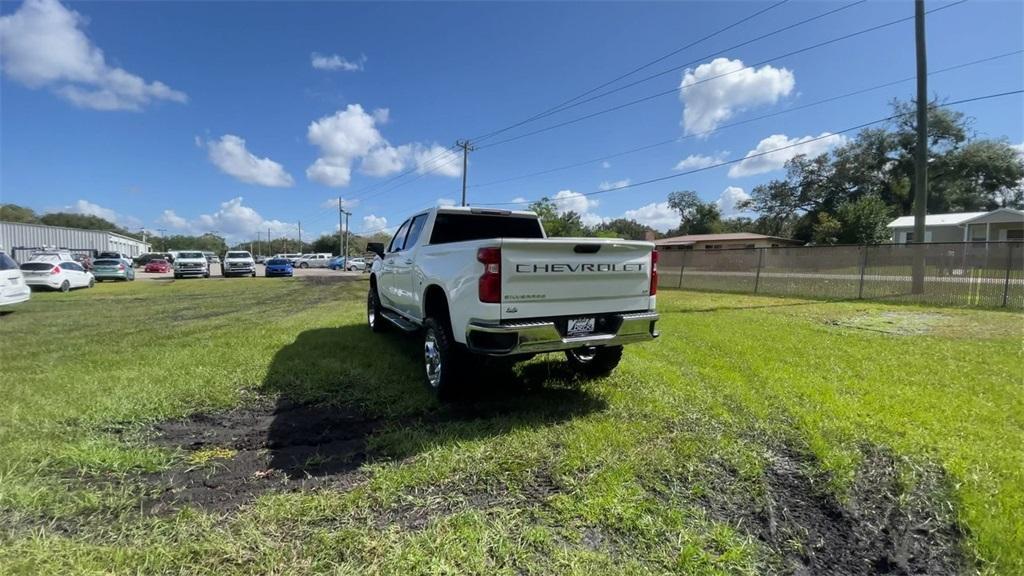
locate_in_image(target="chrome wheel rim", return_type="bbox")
[424,331,442,388]
[367,294,376,327]
[571,347,597,362]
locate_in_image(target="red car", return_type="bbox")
[144,259,172,273]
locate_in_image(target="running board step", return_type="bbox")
[380,310,419,332]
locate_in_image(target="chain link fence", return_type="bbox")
[658,241,1024,309]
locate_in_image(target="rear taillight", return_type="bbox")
[477,247,501,303]
[51,266,61,275]
[650,250,659,296]
[118,264,125,271]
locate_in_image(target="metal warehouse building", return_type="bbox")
[0,221,152,262]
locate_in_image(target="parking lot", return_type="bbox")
[133,263,368,281]
[2,278,1022,574]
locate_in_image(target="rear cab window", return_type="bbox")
[20,262,54,271]
[429,212,544,244]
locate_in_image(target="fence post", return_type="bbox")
[753,248,764,293]
[677,253,685,289]
[857,244,869,300]
[1002,243,1014,308]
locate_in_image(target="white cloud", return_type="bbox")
[158,209,188,230]
[436,198,457,207]
[55,199,140,228]
[158,197,292,241]
[204,135,294,187]
[621,202,678,232]
[715,186,751,217]
[675,152,727,171]
[552,190,604,227]
[361,214,388,233]
[679,58,794,135]
[511,196,528,205]
[320,198,360,211]
[311,52,366,72]
[728,132,847,178]
[305,104,459,187]
[598,179,631,191]
[1011,142,1024,160]
[0,0,187,111]
[601,161,611,169]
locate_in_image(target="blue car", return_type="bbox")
[264,258,294,277]
[328,256,346,270]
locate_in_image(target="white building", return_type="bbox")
[0,221,152,261]
[887,208,1024,243]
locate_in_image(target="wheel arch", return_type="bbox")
[422,284,449,322]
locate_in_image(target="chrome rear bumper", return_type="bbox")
[466,311,659,356]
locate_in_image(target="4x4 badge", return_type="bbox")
[505,306,518,314]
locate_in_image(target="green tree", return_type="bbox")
[667,190,721,234]
[593,218,651,240]
[528,197,589,237]
[0,204,40,223]
[39,212,119,231]
[811,213,842,245]
[835,195,892,244]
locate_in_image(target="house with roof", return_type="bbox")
[654,232,803,251]
[887,208,1024,243]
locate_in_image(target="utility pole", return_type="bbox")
[268,226,272,255]
[156,228,167,251]
[457,139,475,206]
[911,0,929,294]
[297,221,302,253]
[257,231,261,257]
[342,209,351,261]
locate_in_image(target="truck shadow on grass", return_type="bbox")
[146,325,606,513]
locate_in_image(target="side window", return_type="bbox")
[62,262,81,272]
[388,220,411,253]
[404,214,428,249]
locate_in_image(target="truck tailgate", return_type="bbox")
[500,238,653,320]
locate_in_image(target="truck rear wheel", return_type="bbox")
[565,345,623,377]
[423,317,464,401]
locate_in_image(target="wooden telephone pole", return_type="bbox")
[457,140,475,206]
[911,0,929,293]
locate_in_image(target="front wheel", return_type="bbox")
[299,262,308,269]
[88,278,95,288]
[367,286,387,333]
[59,280,70,293]
[565,345,623,377]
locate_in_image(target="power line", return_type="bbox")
[470,0,796,144]
[479,90,1023,207]
[475,0,967,151]
[469,49,1023,189]
[471,0,865,144]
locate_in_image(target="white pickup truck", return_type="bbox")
[367,206,659,398]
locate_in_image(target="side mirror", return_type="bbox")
[367,242,385,258]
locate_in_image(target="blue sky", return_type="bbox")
[1,0,1022,241]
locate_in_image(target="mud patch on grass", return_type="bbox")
[144,399,380,513]
[693,446,964,575]
[828,311,950,335]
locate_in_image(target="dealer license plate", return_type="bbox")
[567,317,595,336]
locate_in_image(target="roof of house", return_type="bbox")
[655,232,798,246]
[886,212,987,228]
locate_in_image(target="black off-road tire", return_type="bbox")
[565,345,624,377]
[367,285,387,333]
[422,316,466,401]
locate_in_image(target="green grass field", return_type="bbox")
[0,278,1021,574]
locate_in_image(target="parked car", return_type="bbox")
[264,258,294,277]
[72,253,93,272]
[328,256,346,270]
[143,259,172,273]
[254,255,266,264]
[222,251,257,277]
[92,258,136,282]
[28,250,75,264]
[296,253,332,268]
[367,206,659,398]
[270,253,303,265]
[20,260,95,292]
[346,257,368,271]
[0,251,31,309]
[97,251,133,265]
[173,251,210,279]
[135,252,174,267]
[203,252,220,266]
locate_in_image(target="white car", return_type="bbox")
[20,260,95,292]
[222,250,256,277]
[0,252,31,308]
[295,253,332,268]
[173,251,210,279]
[367,206,659,398]
[346,257,367,271]
[27,250,75,264]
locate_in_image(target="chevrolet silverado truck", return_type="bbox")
[367,206,659,398]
